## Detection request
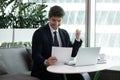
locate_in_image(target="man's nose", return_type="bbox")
[55,21,59,25]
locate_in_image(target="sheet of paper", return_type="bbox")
[51,47,72,63]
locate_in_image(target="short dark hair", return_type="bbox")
[48,5,65,18]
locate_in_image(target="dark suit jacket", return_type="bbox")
[31,23,82,77]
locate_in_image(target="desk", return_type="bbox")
[47,56,120,80]
[47,56,119,74]
[100,47,120,71]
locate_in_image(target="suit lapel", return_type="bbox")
[45,24,66,47]
[59,29,66,47]
[45,24,53,46]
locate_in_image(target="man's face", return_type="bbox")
[49,16,62,30]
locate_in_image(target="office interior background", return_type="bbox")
[0,0,120,56]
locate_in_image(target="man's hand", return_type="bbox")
[75,29,81,40]
[46,57,57,66]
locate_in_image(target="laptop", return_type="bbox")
[65,47,100,66]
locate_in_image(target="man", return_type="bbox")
[31,5,84,80]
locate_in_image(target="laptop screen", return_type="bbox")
[75,47,100,66]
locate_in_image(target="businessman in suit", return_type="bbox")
[31,5,84,80]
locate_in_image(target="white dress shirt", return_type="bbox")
[49,23,62,47]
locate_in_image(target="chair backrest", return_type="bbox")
[0,47,31,74]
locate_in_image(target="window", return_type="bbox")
[95,0,120,47]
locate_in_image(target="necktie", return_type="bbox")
[53,31,59,46]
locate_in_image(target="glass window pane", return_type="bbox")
[95,0,120,47]
[114,11,120,25]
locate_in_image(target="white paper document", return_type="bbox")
[51,47,72,63]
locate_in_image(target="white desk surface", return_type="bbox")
[108,66,120,71]
[100,47,120,71]
[47,56,120,74]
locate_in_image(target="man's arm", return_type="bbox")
[71,29,83,57]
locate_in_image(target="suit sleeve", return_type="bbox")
[61,29,83,57]
[32,29,45,65]
[71,39,83,57]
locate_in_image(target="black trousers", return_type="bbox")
[32,71,84,80]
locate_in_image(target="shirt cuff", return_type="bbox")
[44,59,48,66]
[76,38,81,42]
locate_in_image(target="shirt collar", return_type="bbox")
[49,23,58,33]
